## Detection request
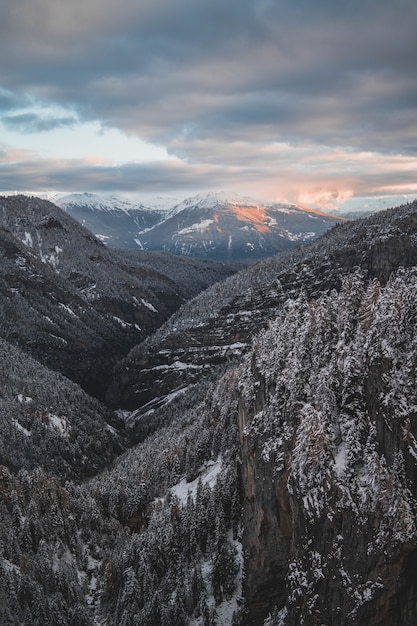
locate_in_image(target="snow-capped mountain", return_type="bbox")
[137,191,343,262]
[338,194,416,218]
[163,190,257,218]
[49,191,342,261]
[57,192,139,214]
[55,192,164,247]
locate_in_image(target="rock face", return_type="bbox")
[236,269,417,625]
[237,370,293,625]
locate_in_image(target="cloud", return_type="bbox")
[0,88,31,113]
[1,141,416,205]
[0,147,226,194]
[0,0,416,201]
[2,112,77,133]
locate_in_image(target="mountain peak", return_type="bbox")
[57,192,140,214]
[166,190,265,218]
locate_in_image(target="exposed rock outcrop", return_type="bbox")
[236,269,417,625]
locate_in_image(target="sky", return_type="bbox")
[0,0,416,210]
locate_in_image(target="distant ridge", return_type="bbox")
[134,190,343,262]
[54,190,342,262]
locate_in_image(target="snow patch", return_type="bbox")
[176,219,214,235]
[111,316,142,329]
[48,333,68,345]
[22,231,33,247]
[48,413,71,438]
[58,303,78,317]
[112,315,129,328]
[41,246,63,270]
[17,394,32,404]
[334,441,347,475]
[281,229,316,241]
[143,361,205,373]
[124,386,192,426]
[13,419,31,437]
[1,558,21,575]
[189,534,244,626]
[140,298,157,313]
[80,283,97,299]
[171,457,223,505]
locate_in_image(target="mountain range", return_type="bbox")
[1,194,417,625]
[55,191,343,262]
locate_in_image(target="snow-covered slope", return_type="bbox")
[106,199,417,624]
[108,199,417,414]
[57,192,140,214]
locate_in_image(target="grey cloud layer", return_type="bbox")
[0,0,416,195]
[1,143,415,203]
[2,112,77,133]
[0,152,233,194]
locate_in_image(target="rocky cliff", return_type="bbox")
[236,270,417,625]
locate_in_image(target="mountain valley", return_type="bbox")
[1,196,417,625]
[0,195,238,398]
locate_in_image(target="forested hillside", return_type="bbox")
[108,200,417,416]
[0,338,122,480]
[1,200,417,625]
[0,195,238,397]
